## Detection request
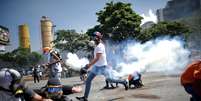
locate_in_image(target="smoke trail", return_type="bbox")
[141,9,157,25]
[106,36,190,76]
[65,53,89,70]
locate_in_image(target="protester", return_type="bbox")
[104,65,120,89]
[36,78,81,101]
[104,79,118,89]
[181,60,201,101]
[43,47,63,79]
[33,65,40,83]
[0,68,52,101]
[76,31,128,101]
[128,71,143,88]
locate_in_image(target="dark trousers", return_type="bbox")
[129,79,143,88]
[184,85,201,101]
[34,75,40,83]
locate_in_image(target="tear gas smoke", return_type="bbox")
[64,36,190,77]
[106,36,190,76]
[65,53,89,70]
[141,9,157,25]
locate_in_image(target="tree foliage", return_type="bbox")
[87,1,142,41]
[0,48,43,68]
[138,21,191,43]
[53,29,91,53]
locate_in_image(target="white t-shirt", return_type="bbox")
[51,62,62,73]
[94,43,107,66]
[132,71,140,80]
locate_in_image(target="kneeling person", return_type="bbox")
[128,71,143,88]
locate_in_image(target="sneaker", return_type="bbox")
[76,96,88,101]
[103,85,110,89]
[123,80,128,90]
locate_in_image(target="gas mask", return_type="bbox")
[92,36,101,45]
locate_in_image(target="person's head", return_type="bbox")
[0,68,24,96]
[92,31,103,45]
[43,47,52,54]
[45,78,63,99]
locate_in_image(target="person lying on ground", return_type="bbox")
[35,78,82,101]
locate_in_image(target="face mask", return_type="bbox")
[93,37,100,45]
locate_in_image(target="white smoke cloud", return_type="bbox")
[64,37,190,77]
[141,9,158,25]
[65,53,89,70]
[106,37,190,76]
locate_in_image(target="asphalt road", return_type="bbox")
[26,73,190,101]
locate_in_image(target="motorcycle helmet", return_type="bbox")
[0,68,23,96]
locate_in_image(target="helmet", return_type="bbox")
[0,68,22,90]
[50,50,62,60]
[92,31,102,39]
[43,47,52,53]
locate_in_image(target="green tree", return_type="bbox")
[0,48,43,68]
[53,29,91,53]
[138,21,190,43]
[87,1,142,41]
[29,52,43,66]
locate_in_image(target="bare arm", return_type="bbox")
[32,93,53,101]
[87,53,102,69]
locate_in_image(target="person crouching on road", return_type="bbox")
[128,71,143,88]
[181,60,201,101]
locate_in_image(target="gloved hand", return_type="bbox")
[80,65,88,75]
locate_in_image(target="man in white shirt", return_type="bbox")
[76,31,128,101]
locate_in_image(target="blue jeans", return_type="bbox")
[184,85,201,101]
[84,65,126,98]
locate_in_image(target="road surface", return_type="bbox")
[26,73,190,101]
